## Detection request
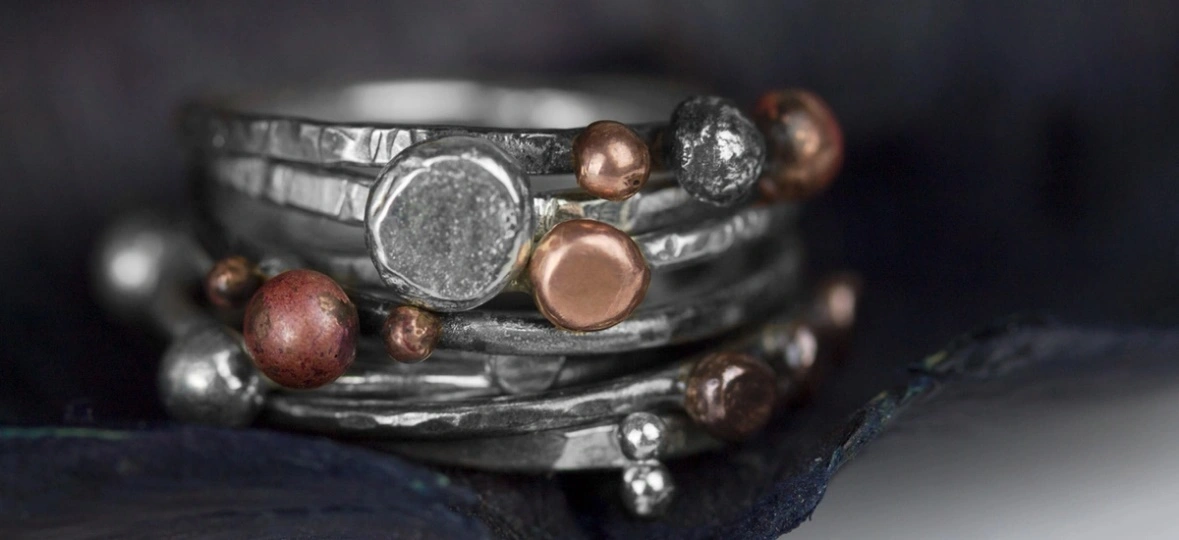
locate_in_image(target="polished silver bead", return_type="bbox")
[256,254,303,277]
[93,213,194,318]
[784,323,819,375]
[617,412,668,461]
[620,462,675,517]
[669,96,766,207]
[488,354,566,395]
[365,136,534,312]
[158,325,266,427]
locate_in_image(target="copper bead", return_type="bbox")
[684,352,778,442]
[242,269,359,389]
[528,219,650,332]
[807,271,862,368]
[754,89,844,201]
[810,271,861,333]
[381,305,442,363]
[204,256,263,309]
[573,121,651,201]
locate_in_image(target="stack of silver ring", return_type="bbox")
[94,79,852,517]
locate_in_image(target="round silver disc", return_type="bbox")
[366,136,533,312]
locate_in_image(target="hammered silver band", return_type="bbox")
[263,320,796,439]
[369,412,717,472]
[203,154,724,234]
[204,183,792,289]
[183,79,681,172]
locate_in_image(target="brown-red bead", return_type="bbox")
[381,305,442,363]
[204,256,263,309]
[754,89,844,201]
[242,269,358,389]
[683,352,778,442]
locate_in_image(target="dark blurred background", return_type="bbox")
[2,1,1178,426]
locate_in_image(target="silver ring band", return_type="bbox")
[371,413,717,472]
[316,340,676,400]
[203,183,791,288]
[184,79,681,172]
[202,154,727,235]
[356,234,802,355]
[264,316,801,439]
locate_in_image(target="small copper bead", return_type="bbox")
[573,120,651,201]
[381,306,442,363]
[810,271,862,333]
[242,269,359,389]
[684,352,778,442]
[754,89,844,201]
[808,272,862,369]
[528,219,650,332]
[204,256,264,309]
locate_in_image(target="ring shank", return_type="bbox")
[223,78,691,127]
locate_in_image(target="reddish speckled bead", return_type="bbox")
[683,351,778,442]
[381,305,442,363]
[204,256,263,310]
[242,269,359,389]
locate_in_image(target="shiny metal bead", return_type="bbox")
[380,305,442,363]
[528,219,650,332]
[755,89,844,201]
[158,325,265,427]
[93,213,192,318]
[811,271,862,333]
[669,96,766,207]
[684,351,778,442]
[365,136,534,312]
[243,269,359,389]
[488,354,566,395]
[617,412,668,461]
[573,120,651,201]
[784,322,819,379]
[620,462,675,517]
[204,255,263,310]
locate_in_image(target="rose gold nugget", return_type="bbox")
[754,89,844,201]
[381,305,442,363]
[204,255,263,309]
[242,269,359,389]
[573,120,651,201]
[684,351,778,442]
[528,219,650,332]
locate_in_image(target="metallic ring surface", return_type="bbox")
[359,235,802,355]
[204,183,789,292]
[185,79,678,171]
[263,312,801,439]
[201,154,725,235]
[372,413,718,472]
[364,136,533,311]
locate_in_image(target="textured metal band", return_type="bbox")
[316,339,675,400]
[183,80,680,172]
[357,233,800,355]
[371,413,718,472]
[203,183,791,288]
[203,154,725,234]
[190,197,803,357]
[263,316,800,439]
